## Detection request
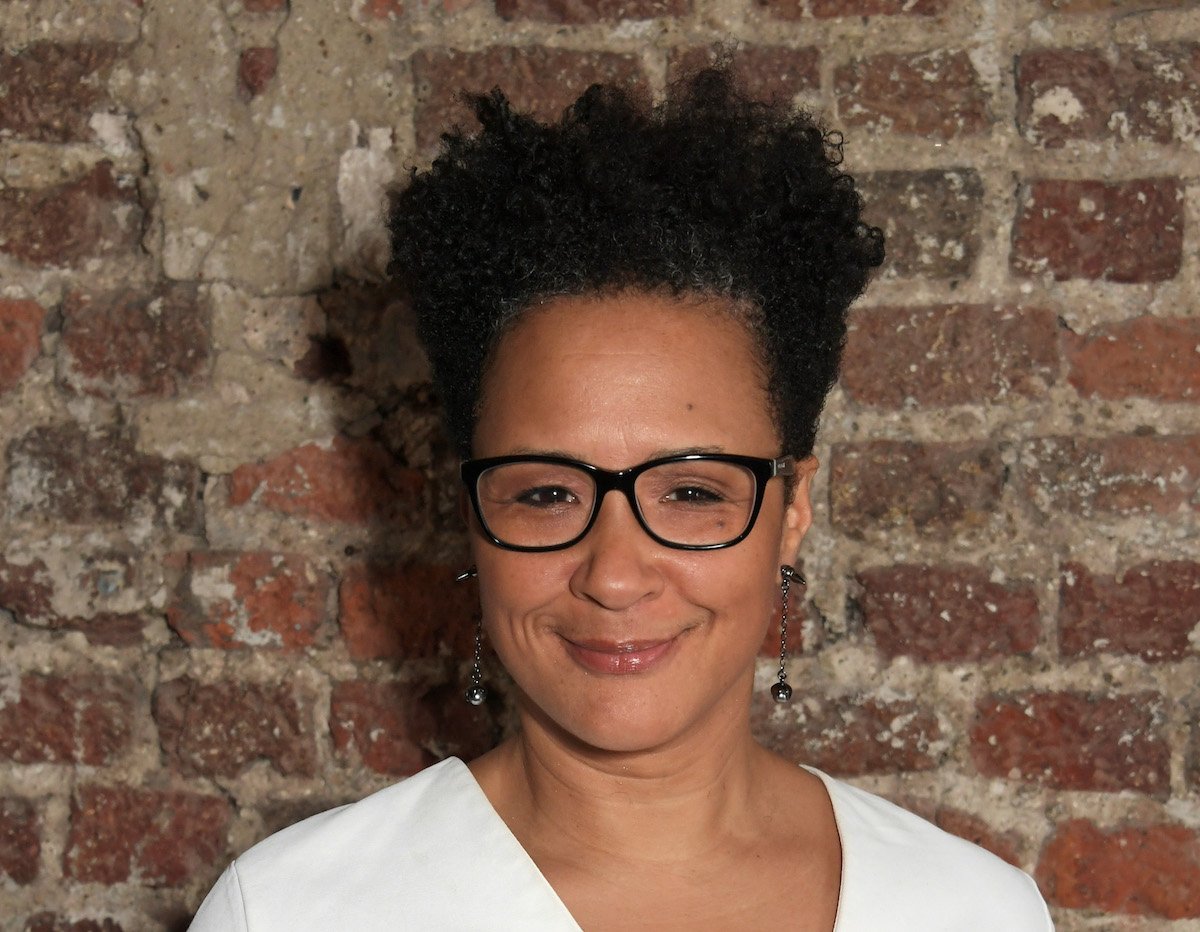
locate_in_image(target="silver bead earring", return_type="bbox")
[771,565,805,703]
[456,566,487,706]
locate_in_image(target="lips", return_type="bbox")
[562,636,679,675]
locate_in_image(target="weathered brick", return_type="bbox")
[0,299,46,394]
[238,47,278,99]
[1038,0,1200,9]
[166,551,330,650]
[227,436,424,525]
[496,0,687,23]
[0,41,121,143]
[835,50,989,139]
[1063,316,1200,402]
[23,916,124,932]
[154,676,316,778]
[1020,434,1200,518]
[331,679,499,775]
[753,691,943,775]
[1060,561,1200,662]
[894,798,1022,866]
[65,785,229,886]
[860,170,982,279]
[763,0,947,18]
[854,564,1040,662]
[6,423,200,531]
[412,48,647,150]
[0,797,39,885]
[1011,178,1182,282]
[0,554,151,646]
[338,561,476,660]
[830,441,1006,538]
[971,691,1168,797]
[60,285,210,399]
[667,46,819,101]
[842,305,1059,408]
[0,673,135,766]
[1037,820,1200,918]
[0,162,142,267]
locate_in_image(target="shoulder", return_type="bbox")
[808,770,1054,932]
[191,758,479,931]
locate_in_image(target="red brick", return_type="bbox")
[0,555,55,627]
[496,0,687,22]
[60,285,210,399]
[753,691,943,775]
[1064,316,1200,402]
[1020,434,1200,518]
[894,798,1022,866]
[359,0,404,16]
[842,305,1059,408]
[855,564,1040,662]
[338,561,476,660]
[764,0,947,18]
[0,42,121,143]
[6,423,200,531]
[238,47,278,99]
[1011,178,1182,282]
[0,162,142,267]
[835,50,989,139]
[166,551,330,650]
[667,46,819,101]
[23,916,124,932]
[154,676,316,777]
[65,785,229,886]
[860,170,982,280]
[829,441,1005,538]
[0,299,46,394]
[0,673,135,766]
[412,47,647,150]
[971,691,1168,797]
[1037,820,1200,918]
[0,797,39,885]
[227,436,424,525]
[331,679,498,775]
[1060,561,1200,662]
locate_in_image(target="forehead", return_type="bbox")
[472,291,779,463]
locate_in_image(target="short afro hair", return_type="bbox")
[388,66,884,458]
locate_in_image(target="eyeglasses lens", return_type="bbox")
[475,460,758,549]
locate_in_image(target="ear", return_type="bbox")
[777,456,818,568]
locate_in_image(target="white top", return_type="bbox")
[190,757,1053,930]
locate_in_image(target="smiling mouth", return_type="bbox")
[561,636,680,675]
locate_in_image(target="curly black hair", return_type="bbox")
[388,67,884,459]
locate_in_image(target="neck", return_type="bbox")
[482,678,770,864]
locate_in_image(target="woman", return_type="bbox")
[191,68,1053,930]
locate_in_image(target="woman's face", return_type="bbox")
[470,291,816,755]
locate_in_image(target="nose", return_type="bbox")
[569,488,664,612]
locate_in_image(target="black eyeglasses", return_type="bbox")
[460,453,795,552]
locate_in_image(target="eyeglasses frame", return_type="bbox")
[460,452,796,553]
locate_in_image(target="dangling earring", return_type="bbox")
[771,565,805,703]
[456,566,487,706]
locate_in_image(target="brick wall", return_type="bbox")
[1,0,1198,927]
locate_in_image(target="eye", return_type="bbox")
[662,485,725,505]
[515,486,580,507]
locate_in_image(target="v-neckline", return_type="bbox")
[442,757,846,932]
